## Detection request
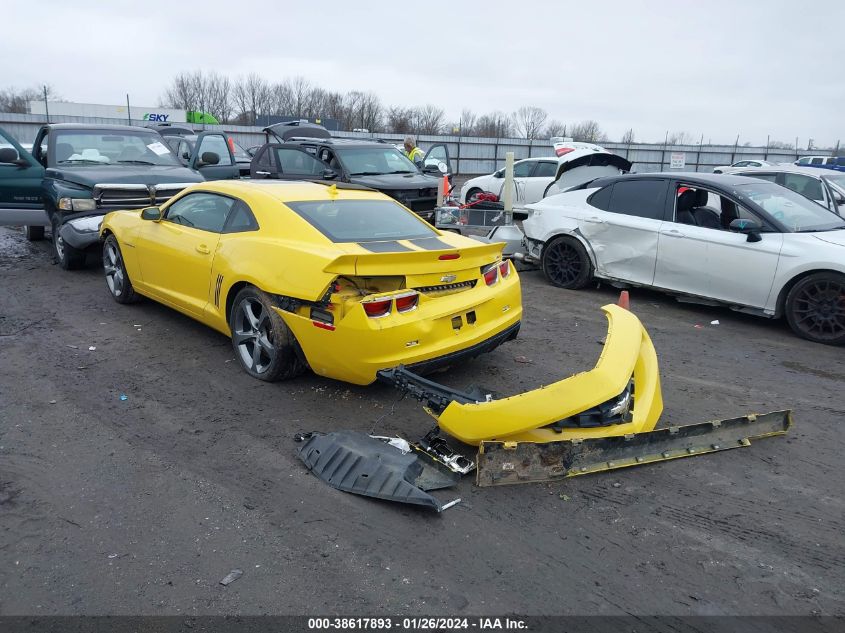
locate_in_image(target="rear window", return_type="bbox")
[607,179,667,220]
[286,199,438,242]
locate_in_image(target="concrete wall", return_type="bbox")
[1,111,829,175]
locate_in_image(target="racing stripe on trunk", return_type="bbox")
[407,237,455,251]
[357,241,412,253]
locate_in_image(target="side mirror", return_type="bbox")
[833,190,845,205]
[322,169,337,180]
[422,164,441,175]
[141,206,162,221]
[493,170,504,178]
[0,147,19,164]
[181,151,190,161]
[197,151,220,167]
[729,218,762,242]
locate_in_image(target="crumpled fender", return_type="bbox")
[433,304,662,445]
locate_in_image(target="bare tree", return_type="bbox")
[544,120,567,138]
[414,104,445,135]
[475,112,512,138]
[0,84,59,113]
[385,106,415,133]
[666,131,694,145]
[569,120,606,143]
[459,109,477,136]
[201,72,232,122]
[621,128,635,144]
[232,74,270,125]
[513,106,548,140]
[162,72,199,110]
[267,81,294,116]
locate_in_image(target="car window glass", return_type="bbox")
[165,192,235,233]
[673,185,761,231]
[532,162,557,178]
[607,180,667,220]
[783,173,824,202]
[286,199,436,242]
[733,161,748,167]
[513,161,534,178]
[587,185,613,210]
[810,157,823,165]
[274,148,327,176]
[739,182,844,232]
[223,199,258,233]
[38,133,49,165]
[196,135,233,166]
[423,145,449,173]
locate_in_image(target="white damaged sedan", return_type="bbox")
[522,173,845,345]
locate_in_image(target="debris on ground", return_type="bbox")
[513,355,533,364]
[219,569,243,586]
[296,430,463,512]
[475,410,792,487]
[711,320,720,326]
[88,346,97,351]
[119,394,128,401]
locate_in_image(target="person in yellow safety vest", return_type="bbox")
[403,135,425,167]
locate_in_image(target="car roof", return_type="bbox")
[189,179,380,203]
[285,137,397,148]
[45,123,155,133]
[588,172,768,189]
[735,165,827,178]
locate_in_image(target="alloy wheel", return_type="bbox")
[545,241,582,286]
[790,279,845,342]
[103,242,125,297]
[233,298,277,374]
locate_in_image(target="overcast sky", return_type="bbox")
[4,0,844,146]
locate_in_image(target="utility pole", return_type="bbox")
[43,85,50,123]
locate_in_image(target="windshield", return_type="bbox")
[737,182,845,232]
[336,147,418,176]
[823,174,845,191]
[286,199,437,242]
[53,131,180,166]
[231,141,251,161]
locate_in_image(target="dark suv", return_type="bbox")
[249,124,453,220]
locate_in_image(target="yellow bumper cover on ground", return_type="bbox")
[434,304,663,445]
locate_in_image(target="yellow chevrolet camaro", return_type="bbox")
[99,180,522,385]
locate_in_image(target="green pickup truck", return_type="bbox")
[0,123,238,269]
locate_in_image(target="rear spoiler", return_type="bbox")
[263,123,331,142]
[324,242,504,276]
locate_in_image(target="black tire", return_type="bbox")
[229,285,305,382]
[541,235,593,289]
[784,272,845,345]
[464,188,483,204]
[24,225,45,241]
[102,234,139,304]
[52,217,85,270]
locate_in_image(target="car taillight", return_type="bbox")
[555,147,574,157]
[362,298,392,318]
[482,264,498,286]
[394,291,419,313]
[498,260,510,278]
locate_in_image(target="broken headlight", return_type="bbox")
[547,380,635,431]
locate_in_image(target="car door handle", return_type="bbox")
[195,244,210,254]
[585,217,605,224]
[255,170,271,176]
[660,229,685,238]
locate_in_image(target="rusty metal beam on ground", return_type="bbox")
[476,410,792,487]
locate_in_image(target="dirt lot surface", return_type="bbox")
[0,226,843,616]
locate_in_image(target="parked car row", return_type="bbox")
[0,122,455,268]
[519,173,845,345]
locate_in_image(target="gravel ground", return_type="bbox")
[0,225,843,617]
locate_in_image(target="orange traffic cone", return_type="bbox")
[618,290,630,310]
[442,174,450,197]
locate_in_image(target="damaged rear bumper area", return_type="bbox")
[379,304,662,446]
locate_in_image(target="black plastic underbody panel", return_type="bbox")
[297,431,459,511]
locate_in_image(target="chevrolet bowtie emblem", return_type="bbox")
[440,274,457,283]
